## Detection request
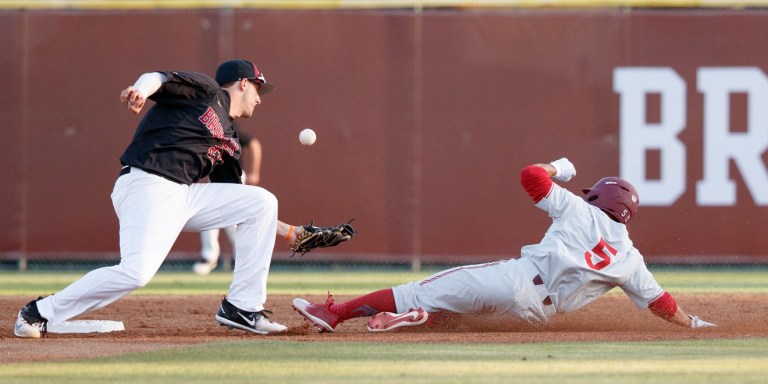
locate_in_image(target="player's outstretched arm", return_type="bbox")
[277,220,356,257]
[276,220,303,246]
[661,305,717,329]
[648,292,717,329]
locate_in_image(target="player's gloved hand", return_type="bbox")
[550,158,576,182]
[688,314,717,329]
[291,220,356,257]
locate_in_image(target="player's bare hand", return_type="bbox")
[120,86,146,114]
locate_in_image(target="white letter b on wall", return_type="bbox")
[614,67,686,206]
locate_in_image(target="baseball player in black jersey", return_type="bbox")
[15,59,302,338]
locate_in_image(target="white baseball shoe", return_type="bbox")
[215,297,287,335]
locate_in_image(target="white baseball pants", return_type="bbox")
[392,257,554,324]
[37,167,278,325]
[200,225,237,263]
[199,171,247,263]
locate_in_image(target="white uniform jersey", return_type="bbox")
[522,183,664,313]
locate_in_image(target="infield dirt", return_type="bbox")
[1,293,766,363]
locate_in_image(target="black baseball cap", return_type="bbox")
[215,59,274,95]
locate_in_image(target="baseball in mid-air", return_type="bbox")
[299,128,316,146]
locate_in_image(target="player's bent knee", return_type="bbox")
[126,273,154,289]
[263,190,278,211]
[243,187,277,216]
[118,265,156,289]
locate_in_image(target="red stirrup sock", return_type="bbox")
[329,288,397,320]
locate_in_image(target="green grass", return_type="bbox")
[2,339,767,384]
[641,266,768,293]
[0,270,435,295]
[1,266,767,295]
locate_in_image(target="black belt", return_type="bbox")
[119,166,131,177]
[533,274,553,306]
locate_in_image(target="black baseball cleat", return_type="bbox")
[215,297,287,335]
[14,297,48,339]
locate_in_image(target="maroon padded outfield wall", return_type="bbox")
[1,8,768,264]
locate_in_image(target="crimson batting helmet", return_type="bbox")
[582,177,639,224]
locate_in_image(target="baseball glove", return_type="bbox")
[291,220,356,257]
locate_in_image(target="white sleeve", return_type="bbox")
[132,72,168,98]
[620,249,665,309]
[535,184,587,219]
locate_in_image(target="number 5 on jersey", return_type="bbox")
[585,238,617,270]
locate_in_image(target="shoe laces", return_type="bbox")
[321,293,344,326]
[23,297,48,337]
[28,316,48,338]
[323,292,336,309]
[255,309,277,322]
[223,297,280,325]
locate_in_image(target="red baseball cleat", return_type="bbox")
[292,294,341,332]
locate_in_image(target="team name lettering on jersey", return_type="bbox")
[198,107,241,163]
[199,107,224,137]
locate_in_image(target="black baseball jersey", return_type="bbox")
[119,71,243,185]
